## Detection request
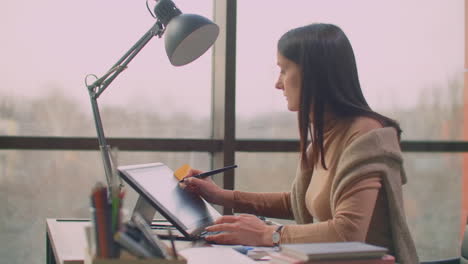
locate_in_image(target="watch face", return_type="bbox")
[272,231,281,243]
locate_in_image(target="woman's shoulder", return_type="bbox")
[351,116,384,133]
[344,116,384,145]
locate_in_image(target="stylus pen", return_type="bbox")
[179,165,238,182]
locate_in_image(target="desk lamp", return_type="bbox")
[85,0,219,192]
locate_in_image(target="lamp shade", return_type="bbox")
[164,13,219,66]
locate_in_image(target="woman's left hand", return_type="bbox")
[204,214,277,246]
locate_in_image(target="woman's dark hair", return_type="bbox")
[278,23,401,169]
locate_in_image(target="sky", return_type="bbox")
[0,0,464,118]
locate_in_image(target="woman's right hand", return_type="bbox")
[178,169,234,207]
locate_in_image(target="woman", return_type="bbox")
[180,23,418,264]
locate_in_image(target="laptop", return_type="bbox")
[117,162,222,240]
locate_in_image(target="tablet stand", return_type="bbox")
[132,196,156,225]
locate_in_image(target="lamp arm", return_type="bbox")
[89,21,164,98]
[89,96,115,189]
[86,20,164,188]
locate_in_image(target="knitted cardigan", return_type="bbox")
[290,127,419,264]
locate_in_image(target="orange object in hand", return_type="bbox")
[174,164,192,181]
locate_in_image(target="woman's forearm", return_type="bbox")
[232,191,294,219]
[215,189,235,208]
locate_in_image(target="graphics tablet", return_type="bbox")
[117,162,221,240]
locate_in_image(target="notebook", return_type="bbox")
[117,162,221,240]
[280,242,388,261]
[269,252,395,264]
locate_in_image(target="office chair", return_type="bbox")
[420,223,468,264]
[462,223,468,264]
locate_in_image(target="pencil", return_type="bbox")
[179,165,237,182]
[168,229,178,259]
[93,184,109,258]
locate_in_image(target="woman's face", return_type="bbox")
[275,52,302,112]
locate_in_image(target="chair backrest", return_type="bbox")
[461,224,468,263]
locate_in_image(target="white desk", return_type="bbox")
[45,218,258,264]
[46,219,91,264]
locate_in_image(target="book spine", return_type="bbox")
[271,252,394,264]
[269,252,305,264]
[306,255,395,264]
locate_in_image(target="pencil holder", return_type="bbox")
[90,184,124,259]
[90,206,121,259]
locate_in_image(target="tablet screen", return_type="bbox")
[118,163,221,238]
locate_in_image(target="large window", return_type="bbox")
[0,0,213,138]
[235,152,299,193]
[403,153,461,260]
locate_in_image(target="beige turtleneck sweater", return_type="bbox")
[232,118,419,264]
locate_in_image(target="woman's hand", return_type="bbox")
[179,168,234,207]
[204,214,277,246]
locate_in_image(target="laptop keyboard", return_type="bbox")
[199,230,223,238]
[150,219,225,241]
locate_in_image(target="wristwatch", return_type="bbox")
[272,225,284,246]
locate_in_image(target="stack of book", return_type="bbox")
[270,242,395,264]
